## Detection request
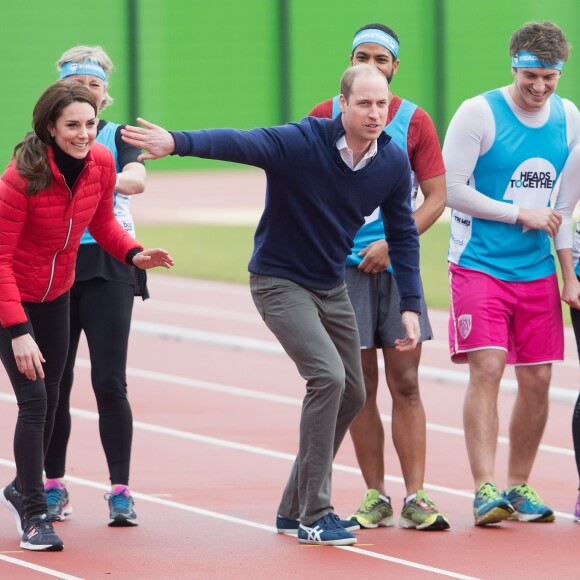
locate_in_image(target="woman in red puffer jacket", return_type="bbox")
[0,81,173,553]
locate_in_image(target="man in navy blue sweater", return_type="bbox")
[122,64,421,546]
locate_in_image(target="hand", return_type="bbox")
[358,239,390,274]
[132,248,175,270]
[561,278,580,310]
[516,207,562,237]
[394,311,420,351]
[12,334,45,380]
[121,118,175,161]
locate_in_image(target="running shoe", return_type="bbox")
[349,488,394,528]
[45,480,73,521]
[276,514,359,535]
[0,482,25,535]
[297,513,357,546]
[20,513,64,551]
[574,493,580,522]
[473,482,514,526]
[399,490,450,530]
[505,484,555,522]
[105,486,138,527]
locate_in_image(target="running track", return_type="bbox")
[0,274,578,579]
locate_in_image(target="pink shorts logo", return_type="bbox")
[458,314,472,339]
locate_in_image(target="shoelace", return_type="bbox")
[478,483,500,500]
[26,515,57,534]
[106,491,132,510]
[326,513,346,530]
[45,487,65,505]
[512,485,542,503]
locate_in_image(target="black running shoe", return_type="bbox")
[21,514,64,551]
[105,487,138,527]
[0,482,25,535]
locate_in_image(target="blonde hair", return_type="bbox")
[56,45,114,111]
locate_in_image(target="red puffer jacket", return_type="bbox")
[0,142,143,329]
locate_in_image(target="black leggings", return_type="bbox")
[44,278,134,485]
[571,303,580,488]
[0,293,70,518]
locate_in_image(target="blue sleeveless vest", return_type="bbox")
[448,89,568,281]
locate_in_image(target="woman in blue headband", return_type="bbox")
[42,46,147,528]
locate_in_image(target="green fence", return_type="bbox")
[2,0,579,170]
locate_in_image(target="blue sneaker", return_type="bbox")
[45,480,73,522]
[276,513,359,535]
[473,482,514,526]
[298,513,357,546]
[505,484,555,522]
[20,514,64,552]
[105,486,138,527]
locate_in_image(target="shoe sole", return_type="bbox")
[20,540,64,552]
[399,515,450,531]
[0,487,23,536]
[510,511,555,523]
[298,537,357,546]
[108,517,139,527]
[474,506,514,526]
[350,515,395,529]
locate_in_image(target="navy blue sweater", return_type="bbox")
[170,115,421,313]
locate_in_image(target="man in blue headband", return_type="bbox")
[443,20,580,526]
[310,23,448,531]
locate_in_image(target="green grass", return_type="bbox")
[136,221,571,324]
[137,222,452,309]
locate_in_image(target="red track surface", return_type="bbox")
[0,274,578,579]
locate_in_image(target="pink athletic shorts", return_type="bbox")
[448,264,563,365]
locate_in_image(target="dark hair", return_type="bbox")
[13,82,97,195]
[509,21,571,65]
[352,22,399,54]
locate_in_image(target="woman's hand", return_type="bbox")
[132,248,174,270]
[12,334,45,380]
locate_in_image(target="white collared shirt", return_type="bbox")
[336,135,377,171]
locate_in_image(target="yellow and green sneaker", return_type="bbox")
[473,482,514,526]
[399,490,450,530]
[505,484,555,522]
[349,489,394,529]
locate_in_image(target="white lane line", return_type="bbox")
[77,362,573,457]
[129,321,578,404]
[0,459,478,579]
[0,553,84,579]
[0,393,572,520]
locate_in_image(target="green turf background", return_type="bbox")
[2,1,580,169]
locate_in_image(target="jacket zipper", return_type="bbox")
[40,166,88,302]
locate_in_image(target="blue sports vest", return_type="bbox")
[448,89,568,281]
[331,95,418,267]
[80,122,136,244]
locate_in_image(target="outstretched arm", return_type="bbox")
[121,118,175,161]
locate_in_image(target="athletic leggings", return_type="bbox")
[571,302,580,488]
[0,293,70,518]
[44,278,134,485]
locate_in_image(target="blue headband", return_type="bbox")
[511,51,563,71]
[352,29,399,58]
[59,60,108,82]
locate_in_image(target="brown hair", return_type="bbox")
[13,82,97,196]
[509,21,571,65]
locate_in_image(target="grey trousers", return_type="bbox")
[250,274,366,524]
